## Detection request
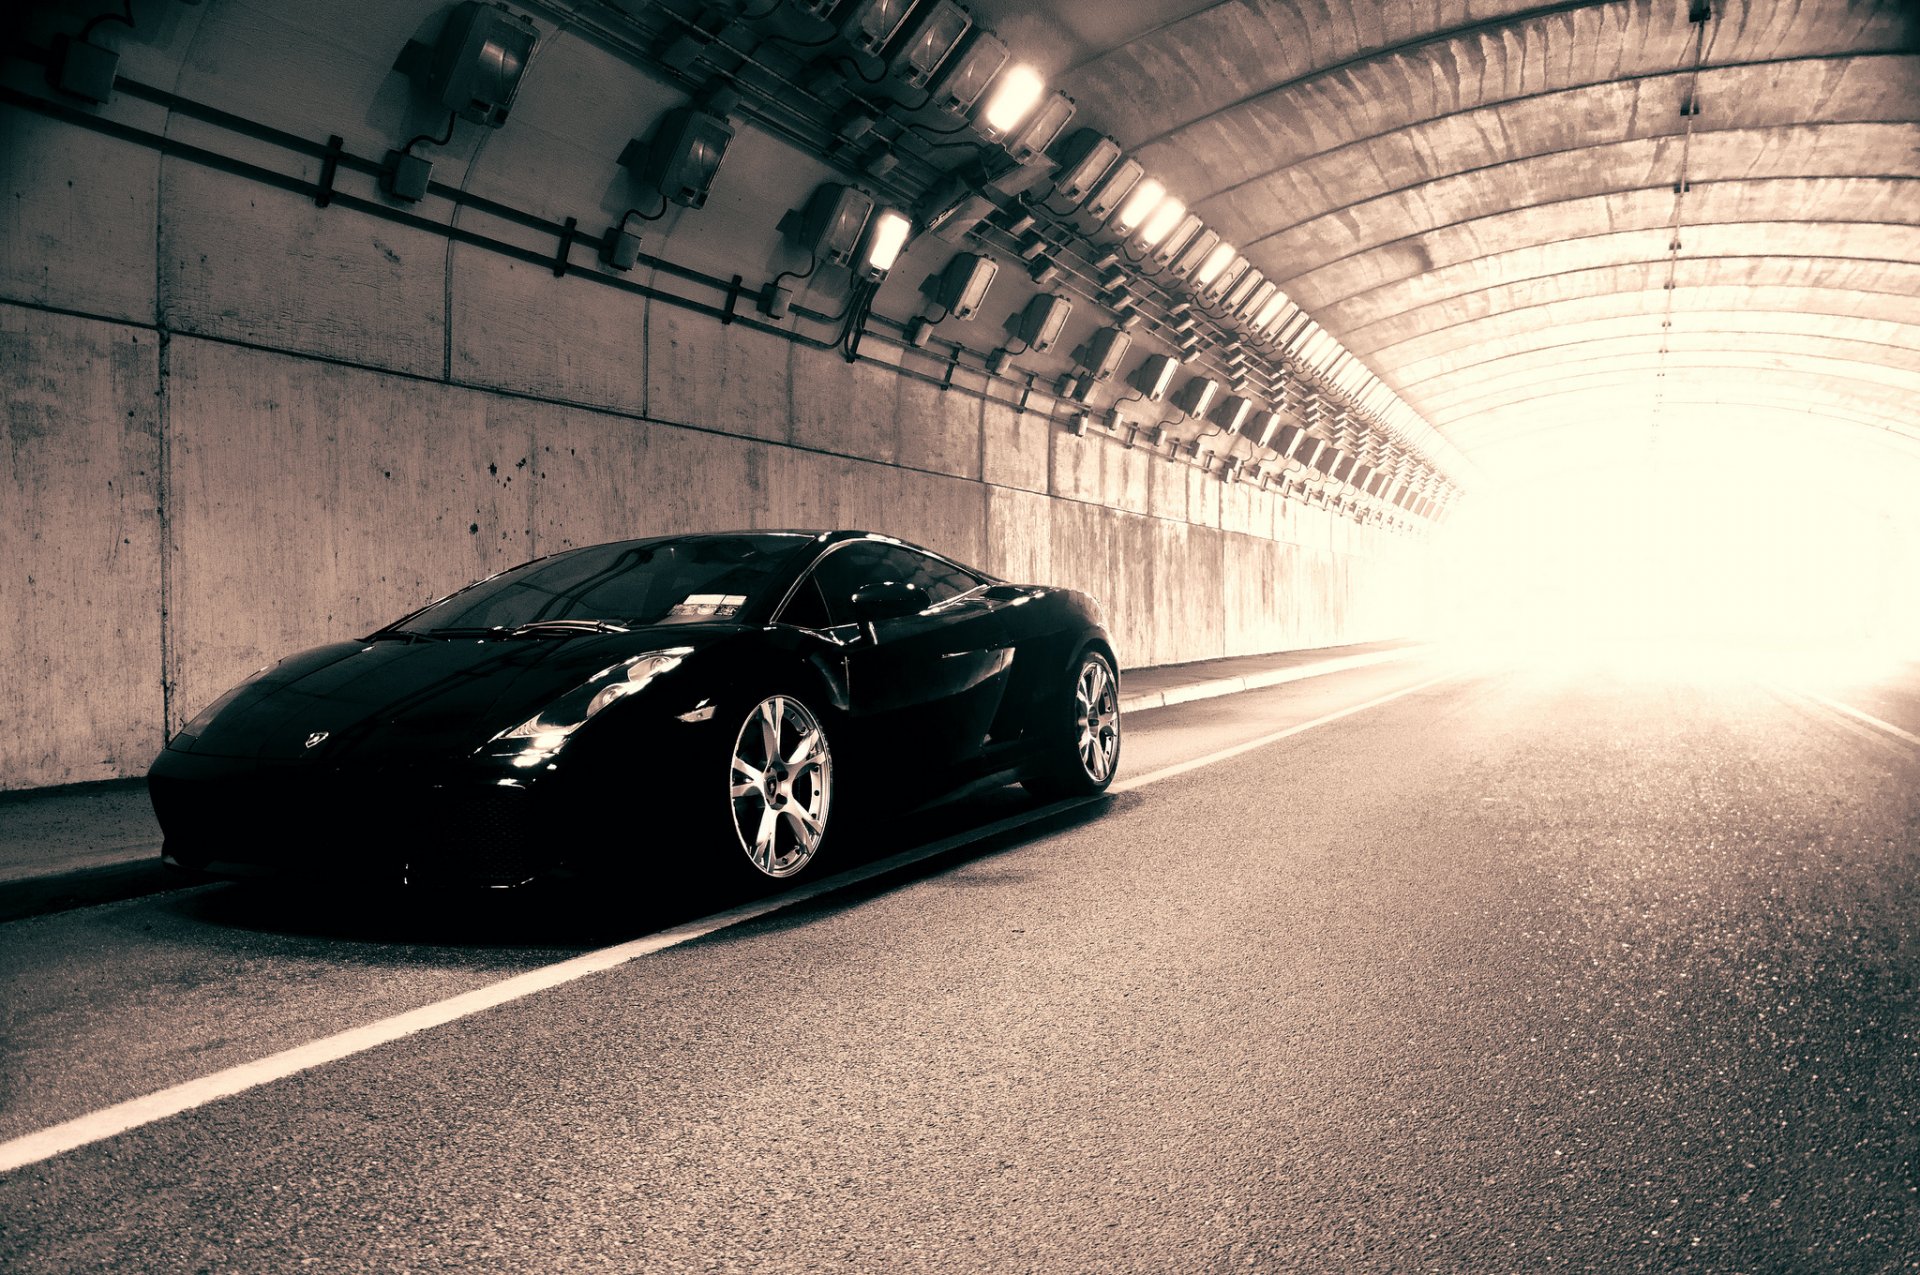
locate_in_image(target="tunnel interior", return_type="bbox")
[4,0,1918,792]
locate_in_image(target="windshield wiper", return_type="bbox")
[418,626,515,640]
[509,619,631,637]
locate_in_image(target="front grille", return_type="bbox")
[405,788,548,887]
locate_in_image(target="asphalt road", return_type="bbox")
[1,649,1916,1272]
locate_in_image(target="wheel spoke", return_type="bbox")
[786,729,819,769]
[754,806,779,867]
[758,699,783,764]
[782,807,820,846]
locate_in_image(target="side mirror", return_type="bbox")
[849,580,926,622]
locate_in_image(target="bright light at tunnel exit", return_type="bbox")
[1424,424,1920,674]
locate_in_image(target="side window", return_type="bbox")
[791,541,986,628]
[777,575,833,631]
[876,547,982,605]
[807,543,897,626]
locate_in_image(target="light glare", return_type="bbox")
[865,209,912,273]
[1195,241,1236,286]
[979,64,1045,136]
[1137,194,1188,247]
[1112,177,1165,236]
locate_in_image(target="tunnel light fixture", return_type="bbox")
[1048,129,1121,207]
[1082,157,1144,223]
[859,207,913,281]
[1222,267,1264,315]
[1210,394,1254,436]
[976,63,1045,142]
[889,0,971,89]
[634,106,736,209]
[1251,289,1292,332]
[1237,280,1278,324]
[400,1,539,128]
[928,29,1008,116]
[1167,227,1219,280]
[841,0,917,58]
[1199,253,1249,305]
[801,183,875,269]
[1252,411,1284,450]
[1136,195,1188,249]
[1145,211,1201,267]
[1173,375,1220,420]
[1017,293,1073,353]
[934,251,998,320]
[1005,91,1075,166]
[1192,240,1237,288]
[1108,176,1166,240]
[1131,353,1180,401]
[1080,327,1132,382]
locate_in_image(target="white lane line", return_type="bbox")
[1785,687,1920,749]
[1112,671,1459,794]
[0,668,1453,1175]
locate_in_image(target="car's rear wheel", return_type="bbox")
[1023,650,1121,800]
[727,693,833,880]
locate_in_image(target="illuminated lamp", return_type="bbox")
[1017,293,1073,353]
[1005,91,1075,165]
[858,207,913,282]
[1251,289,1291,332]
[1108,176,1166,239]
[400,1,539,128]
[1048,129,1121,206]
[889,0,971,89]
[1198,253,1248,305]
[1172,375,1220,419]
[1082,157,1143,223]
[1131,354,1180,401]
[801,183,875,268]
[1192,240,1237,288]
[927,29,1007,116]
[975,63,1045,142]
[1136,196,1188,249]
[1167,227,1219,280]
[636,106,736,209]
[841,0,917,59]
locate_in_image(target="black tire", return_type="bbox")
[721,691,835,883]
[1022,649,1121,800]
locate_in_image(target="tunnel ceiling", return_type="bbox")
[976,0,1920,478]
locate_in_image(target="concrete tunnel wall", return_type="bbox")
[0,1,1431,792]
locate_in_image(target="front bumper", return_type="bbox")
[148,749,573,889]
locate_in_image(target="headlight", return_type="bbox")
[489,648,692,751]
[172,665,274,746]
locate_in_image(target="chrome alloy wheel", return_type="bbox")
[1075,658,1120,784]
[728,695,832,878]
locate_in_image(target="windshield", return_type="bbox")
[393,534,813,634]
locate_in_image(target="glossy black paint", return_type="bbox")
[148,531,1116,888]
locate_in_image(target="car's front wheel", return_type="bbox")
[1023,650,1121,800]
[727,693,833,880]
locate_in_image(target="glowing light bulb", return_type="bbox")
[978,64,1044,139]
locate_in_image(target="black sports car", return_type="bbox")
[149,531,1122,889]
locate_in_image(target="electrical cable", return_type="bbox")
[80,0,134,42]
[401,111,457,157]
[769,251,820,292]
[838,277,880,361]
[617,193,671,232]
[836,56,887,86]
[739,0,785,19]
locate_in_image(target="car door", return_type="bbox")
[794,542,1022,784]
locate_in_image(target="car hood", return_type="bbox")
[179,624,740,761]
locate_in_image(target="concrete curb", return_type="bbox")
[1117,646,1425,714]
[0,857,180,924]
